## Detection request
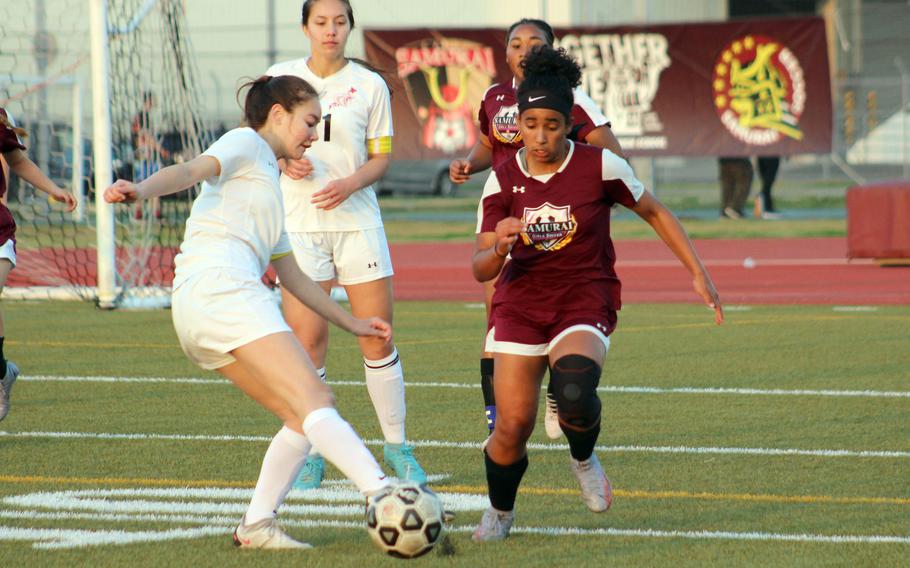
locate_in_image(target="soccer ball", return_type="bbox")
[366,482,445,558]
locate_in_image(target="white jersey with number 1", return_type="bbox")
[266,58,393,232]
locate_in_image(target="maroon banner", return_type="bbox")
[363,17,832,159]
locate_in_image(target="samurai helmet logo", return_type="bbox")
[521,202,577,252]
[395,38,496,154]
[713,35,807,145]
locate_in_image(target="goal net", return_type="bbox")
[0,0,210,307]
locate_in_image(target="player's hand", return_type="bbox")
[104,180,141,204]
[694,271,724,325]
[350,316,392,343]
[493,216,524,258]
[311,178,356,210]
[51,189,78,212]
[281,156,313,180]
[449,159,471,184]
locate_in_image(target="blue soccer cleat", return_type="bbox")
[292,454,325,490]
[383,442,427,483]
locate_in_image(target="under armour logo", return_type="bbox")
[367,261,378,268]
[596,322,608,332]
[496,94,505,101]
[512,186,525,193]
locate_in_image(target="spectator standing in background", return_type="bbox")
[717,156,752,219]
[754,155,782,219]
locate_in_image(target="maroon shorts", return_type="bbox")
[488,304,617,356]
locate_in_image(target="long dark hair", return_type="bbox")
[236,75,319,129]
[506,18,555,46]
[299,0,392,95]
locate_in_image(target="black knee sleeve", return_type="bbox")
[550,355,602,431]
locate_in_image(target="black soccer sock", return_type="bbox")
[0,336,6,370]
[480,358,495,431]
[565,423,601,461]
[551,355,603,461]
[484,451,528,512]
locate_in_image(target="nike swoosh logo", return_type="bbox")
[528,95,546,102]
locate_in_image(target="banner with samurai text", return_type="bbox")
[363,17,832,158]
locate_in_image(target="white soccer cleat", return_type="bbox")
[570,453,613,512]
[232,515,312,549]
[543,391,563,440]
[471,507,514,542]
[0,361,19,422]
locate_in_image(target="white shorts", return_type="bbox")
[171,268,291,370]
[0,239,17,267]
[485,325,612,357]
[288,228,394,285]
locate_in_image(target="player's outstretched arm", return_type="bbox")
[3,148,76,211]
[272,253,392,341]
[104,155,219,204]
[631,192,724,325]
[449,137,493,184]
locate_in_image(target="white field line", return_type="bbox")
[1,430,908,459]
[0,526,225,550]
[22,375,910,399]
[0,512,907,547]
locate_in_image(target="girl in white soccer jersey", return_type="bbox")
[105,75,392,549]
[267,0,425,489]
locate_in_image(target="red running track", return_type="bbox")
[10,238,909,305]
[391,237,910,305]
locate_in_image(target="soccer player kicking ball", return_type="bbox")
[105,75,391,549]
[471,47,724,541]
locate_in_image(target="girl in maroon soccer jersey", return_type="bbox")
[449,18,624,440]
[0,109,76,422]
[470,47,723,541]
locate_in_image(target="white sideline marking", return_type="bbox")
[1,430,908,459]
[1,486,908,549]
[832,306,879,312]
[22,375,910,399]
[0,485,485,549]
[0,526,224,550]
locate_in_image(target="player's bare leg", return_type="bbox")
[346,277,426,482]
[474,354,547,542]
[227,333,389,488]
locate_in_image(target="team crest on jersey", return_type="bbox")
[491,104,521,144]
[521,202,577,251]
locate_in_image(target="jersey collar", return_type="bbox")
[515,140,576,179]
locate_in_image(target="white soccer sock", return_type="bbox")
[302,407,389,495]
[364,348,406,444]
[307,367,328,459]
[245,426,311,524]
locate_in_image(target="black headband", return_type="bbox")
[517,87,573,118]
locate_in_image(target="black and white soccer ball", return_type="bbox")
[366,482,445,558]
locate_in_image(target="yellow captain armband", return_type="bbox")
[270,251,292,262]
[367,136,392,155]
